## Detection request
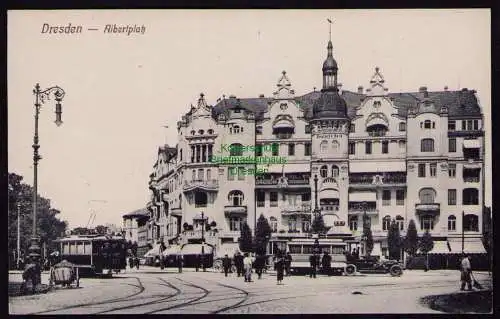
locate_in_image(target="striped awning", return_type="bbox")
[181,244,213,255]
[427,241,452,254]
[448,238,486,254]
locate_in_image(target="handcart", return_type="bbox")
[49,260,80,288]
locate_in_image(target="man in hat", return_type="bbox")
[460,254,473,291]
[222,254,232,277]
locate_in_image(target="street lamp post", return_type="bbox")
[17,202,21,270]
[312,174,321,237]
[28,83,66,287]
[201,211,206,271]
[362,201,368,257]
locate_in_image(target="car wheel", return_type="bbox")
[390,265,403,277]
[213,259,222,272]
[345,264,356,276]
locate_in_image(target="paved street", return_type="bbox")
[9,267,492,314]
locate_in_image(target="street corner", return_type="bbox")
[420,290,492,314]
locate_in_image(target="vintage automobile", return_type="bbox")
[345,256,403,277]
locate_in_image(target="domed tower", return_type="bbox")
[310,35,351,235]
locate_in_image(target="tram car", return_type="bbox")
[54,235,127,276]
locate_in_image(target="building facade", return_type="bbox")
[139,37,486,259]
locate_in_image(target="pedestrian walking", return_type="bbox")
[135,256,140,270]
[275,251,285,285]
[255,254,265,279]
[222,254,231,277]
[195,254,200,272]
[234,252,244,277]
[243,253,253,282]
[309,254,317,278]
[322,252,332,276]
[128,256,134,269]
[177,254,183,273]
[285,252,292,276]
[460,254,473,291]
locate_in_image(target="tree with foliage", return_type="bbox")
[238,222,253,253]
[362,214,374,257]
[387,219,402,261]
[71,227,91,235]
[404,219,419,257]
[8,172,67,267]
[311,213,326,235]
[418,229,434,271]
[254,214,272,256]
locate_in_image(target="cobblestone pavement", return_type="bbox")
[8,268,492,314]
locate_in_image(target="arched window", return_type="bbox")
[320,140,328,153]
[206,169,211,180]
[331,141,339,152]
[448,215,456,231]
[419,188,436,204]
[349,216,358,231]
[462,188,479,205]
[197,169,204,180]
[396,215,404,231]
[233,125,240,134]
[421,138,435,152]
[382,215,391,231]
[269,217,278,232]
[198,129,204,135]
[463,214,479,231]
[228,190,244,206]
[331,165,339,178]
[207,129,214,135]
[229,143,244,156]
[191,130,195,135]
[424,120,432,129]
[320,165,328,178]
[399,122,406,131]
[179,194,182,209]
[194,191,207,208]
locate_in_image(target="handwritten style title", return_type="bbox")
[41,23,146,35]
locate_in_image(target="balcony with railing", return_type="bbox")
[256,174,310,188]
[415,203,440,215]
[183,229,218,240]
[349,172,406,188]
[224,205,247,217]
[281,203,311,216]
[348,202,378,215]
[321,205,339,212]
[170,207,182,216]
[183,179,219,192]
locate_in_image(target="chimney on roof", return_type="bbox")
[358,86,363,94]
[444,86,448,91]
[229,94,236,98]
[461,88,468,92]
[259,94,265,98]
[313,87,316,92]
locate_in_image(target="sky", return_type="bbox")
[8,9,491,229]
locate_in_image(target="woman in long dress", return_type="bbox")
[276,250,285,285]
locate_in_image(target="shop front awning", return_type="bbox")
[349,191,377,202]
[349,161,406,173]
[426,241,452,254]
[144,244,162,257]
[463,139,481,148]
[264,163,310,174]
[162,245,181,256]
[320,188,339,199]
[448,238,486,254]
[181,244,214,255]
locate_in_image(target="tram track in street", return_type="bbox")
[30,276,145,315]
[144,277,211,314]
[94,277,183,314]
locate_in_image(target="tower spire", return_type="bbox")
[327,18,333,42]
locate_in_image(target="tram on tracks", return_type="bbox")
[54,234,127,276]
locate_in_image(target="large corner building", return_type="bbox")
[124,36,487,261]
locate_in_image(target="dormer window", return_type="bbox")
[207,129,214,135]
[280,103,288,111]
[191,130,195,135]
[424,120,431,129]
[198,129,204,135]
